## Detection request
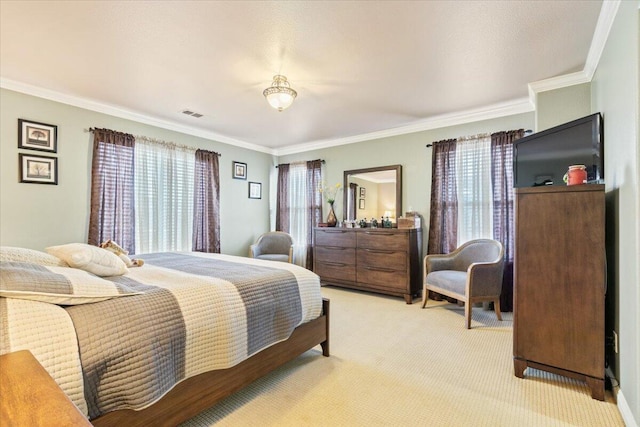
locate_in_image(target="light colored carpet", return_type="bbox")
[181,286,623,427]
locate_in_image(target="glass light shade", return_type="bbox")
[263,75,297,112]
[265,91,295,111]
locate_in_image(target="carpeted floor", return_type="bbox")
[181,286,624,426]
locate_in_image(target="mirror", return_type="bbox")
[343,165,402,223]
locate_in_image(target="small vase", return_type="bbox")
[326,203,337,227]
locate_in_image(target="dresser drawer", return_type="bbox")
[315,246,355,265]
[315,261,356,283]
[357,231,407,251]
[357,248,406,271]
[357,266,407,291]
[315,229,356,248]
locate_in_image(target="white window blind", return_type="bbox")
[288,162,308,267]
[134,140,195,253]
[455,135,494,245]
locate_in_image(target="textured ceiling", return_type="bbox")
[0,1,603,153]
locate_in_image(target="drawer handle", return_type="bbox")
[325,246,347,250]
[364,248,396,254]
[365,266,396,273]
[324,230,347,233]
[324,261,347,267]
[365,232,394,236]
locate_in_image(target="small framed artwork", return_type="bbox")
[233,161,247,180]
[19,153,58,185]
[359,187,366,197]
[18,119,58,153]
[359,198,365,210]
[249,181,262,199]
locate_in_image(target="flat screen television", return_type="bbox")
[513,113,603,188]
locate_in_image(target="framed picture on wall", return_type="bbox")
[233,161,247,179]
[18,119,58,153]
[359,187,366,197]
[19,153,58,185]
[359,198,365,210]
[249,182,262,199]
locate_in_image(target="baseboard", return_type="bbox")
[617,389,639,427]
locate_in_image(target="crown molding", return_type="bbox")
[274,97,534,156]
[527,70,592,96]
[584,0,622,80]
[0,78,276,155]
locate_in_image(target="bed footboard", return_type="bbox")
[92,298,330,427]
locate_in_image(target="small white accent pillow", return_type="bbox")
[0,246,69,267]
[46,243,128,277]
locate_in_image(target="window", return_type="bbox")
[89,129,220,254]
[455,135,493,245]
[134,140,195,253]
[275,160,322,269]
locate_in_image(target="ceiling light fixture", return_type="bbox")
[263,75,297,112]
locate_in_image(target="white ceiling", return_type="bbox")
[0,1,605,155]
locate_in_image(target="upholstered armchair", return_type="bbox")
[249,232,294,263]
[422,239,505,329]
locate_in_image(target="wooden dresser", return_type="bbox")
[513,185,605,400]
[313,227,422,303]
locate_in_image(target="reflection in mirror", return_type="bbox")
[343,165,402,223]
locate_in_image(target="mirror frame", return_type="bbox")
[343,164,402,223]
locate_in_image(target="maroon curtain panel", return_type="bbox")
[491,129,524,312]
[88,128,136,254]
[275,164,290,233]
[427,138,458,255]
[192,149,221,253]
[305,160,323,270]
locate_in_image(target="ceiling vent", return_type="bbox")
[181,109,204,118]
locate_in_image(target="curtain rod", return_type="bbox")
[86,128,221,156]
[425,129,533,147]
[276,159,325,168]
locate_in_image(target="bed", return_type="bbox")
[0,246,329,426]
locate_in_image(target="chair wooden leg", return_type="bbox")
[494,298,502,321]
[421,288,429,308]
[465,301,472,329]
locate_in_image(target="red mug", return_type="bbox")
[563,165,587,186]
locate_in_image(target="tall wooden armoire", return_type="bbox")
[513,184,606,400]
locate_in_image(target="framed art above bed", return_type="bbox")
[19,153,58,185]
[18,119,57,153]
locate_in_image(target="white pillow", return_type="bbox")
[46,243,128,277]
[0,246,69,267]
[0,261,140,305]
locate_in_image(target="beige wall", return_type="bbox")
[0,88,533,262]
[278,112,535,256]
[0,88,274,256]
[591,1,639,423]
[536,83,592,131]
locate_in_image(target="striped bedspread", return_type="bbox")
[0,252,323,419]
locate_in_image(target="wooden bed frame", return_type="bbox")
[92,298,330,427]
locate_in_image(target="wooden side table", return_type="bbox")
[0,350,92,426]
